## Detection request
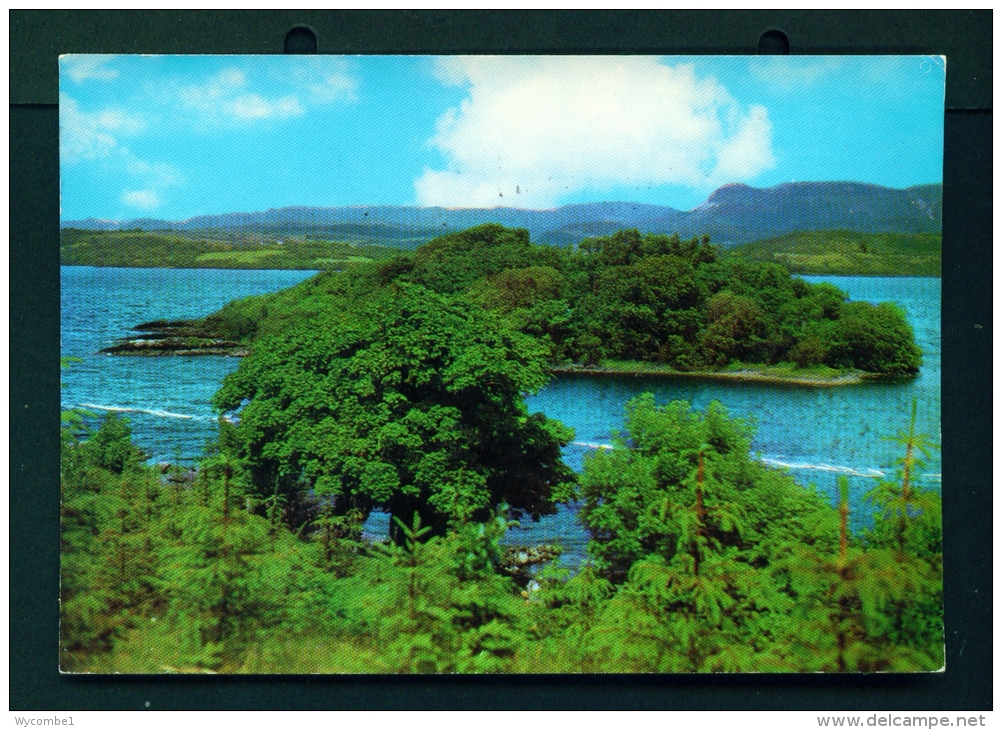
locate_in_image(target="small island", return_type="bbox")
[104,225,923,390]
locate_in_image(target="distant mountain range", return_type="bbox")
[63,181,942,249]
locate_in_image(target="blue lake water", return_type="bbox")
[61,267,941,567]
[61,267,321,461]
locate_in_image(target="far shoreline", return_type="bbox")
[549,363,903,388]
[58,262,941,279]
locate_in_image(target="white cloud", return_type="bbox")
[274,57,359,104]
[707,104,774,182]
[226,93,303,120]
[116,162,183,212]
[60,93,145,162]
[127,158,186,189]
[177,67,308,125]
[118,159,184,211]
[61,92,185,211]
[121,189,160,209]
[61,55,120,83]
[414,56,775,208]
[166,61,359,129]
[306,73,358,104]
[749,57,844,91]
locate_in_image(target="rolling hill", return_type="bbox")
[63,181,941,250]
[724,229,941,276]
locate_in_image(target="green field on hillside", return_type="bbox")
[725,230,941,276]
[60,229,400,270]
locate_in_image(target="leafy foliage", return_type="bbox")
[61,224,936,673]
[579,395,837,583]
[192,224,922,377]
[213,279,575,539]
[61,395,942,673]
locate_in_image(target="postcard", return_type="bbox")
[59,54,944,673]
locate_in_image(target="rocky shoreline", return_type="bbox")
[500,544,562,588]
[551,363,879,387]
[100,323,887,388]
[99,319,248,357]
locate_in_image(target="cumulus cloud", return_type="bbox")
[121,189,160,209]
[61,91,185,211]
[749,57,844,91]
[273,57,359,104]
[706,104,774,182]
[227,93,303,120]
[61,54,120,83]
[176,68,304,124]
[117,161,184,211]
[127,158,186,189]
[60,92,145,162]
[414,56,775,208]
[174,61,356,127]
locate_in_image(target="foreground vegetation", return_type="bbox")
[61,397,942,673]
[60,228,401,270]
[61,224,937,673]
[725,230,941,277]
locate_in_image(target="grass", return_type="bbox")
[724,229,941,277]
[63,624,389,674]
[195,250,285,265]
[61,228,401,270]
[312,255,374,265]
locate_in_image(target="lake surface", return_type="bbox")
[61,267,321,461]
[61,267,941,567]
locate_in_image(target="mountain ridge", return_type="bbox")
[63,181,942,248]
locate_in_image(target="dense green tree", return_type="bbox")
[700,291,768,366]
[214,280,575,540]
[570,395,839,671]
[769,475,941,672]
[60,391,943,673]
[578,254,707,366]
[407,223,559,295]
[60,223,937,673]
[579,395,836,583]
[862,401,943,664]
[195,224,924,377]
[827,301,922,374]
[60,413,163,663]
[334,513,526,673]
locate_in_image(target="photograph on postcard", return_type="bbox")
[59,54,944,673]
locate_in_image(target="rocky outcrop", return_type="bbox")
[100,320,248,357]
[500,544,562,587]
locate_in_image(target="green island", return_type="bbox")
[103,224,923,385]
[61,224,940,673]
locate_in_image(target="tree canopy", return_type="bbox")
[205,223,922,377]
[213,279,575,539]
[201,222,923,543]
[61,398,942,673]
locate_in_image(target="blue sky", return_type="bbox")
[59,54,945,221]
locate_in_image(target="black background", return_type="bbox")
[10,10,992,710]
